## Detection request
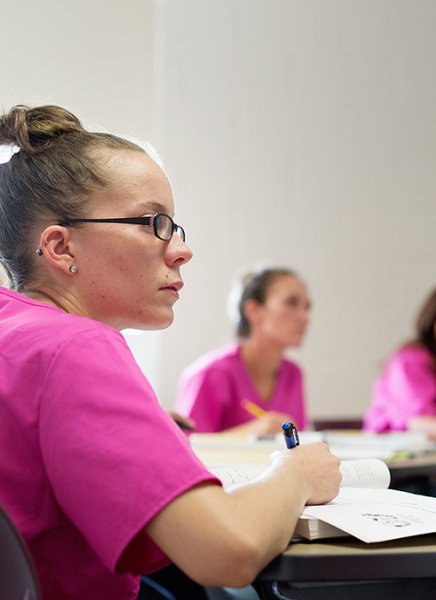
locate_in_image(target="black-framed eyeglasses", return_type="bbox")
[58,213,186,242]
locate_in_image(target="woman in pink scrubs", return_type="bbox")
[0,103,340,600]
[364,288,436,435]
[175,267,311,435]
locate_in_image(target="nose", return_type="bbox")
[165,233,193,266]
[298,304,310,326]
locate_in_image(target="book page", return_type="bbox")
[340,458,390,489]
[210,458,390,490]
[302,487,436,543]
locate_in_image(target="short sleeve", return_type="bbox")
[39,327,219,572]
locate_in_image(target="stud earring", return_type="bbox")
[69,265,78,274]
[36,246,43,256]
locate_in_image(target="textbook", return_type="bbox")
[210,457,391,492]
[211,459,436,543]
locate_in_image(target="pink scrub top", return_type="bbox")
[175,344,307,432]
[364,345,436,432]
[0,287,219,600]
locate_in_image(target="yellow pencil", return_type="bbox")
[241,399,267,419]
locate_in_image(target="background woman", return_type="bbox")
[363,287,436,436]
[0,104,340,600]
[175,267,311,434]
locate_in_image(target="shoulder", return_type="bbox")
[379,345,435,390]
[50,319,130,373]
[389,344,433,369]
[281,356,303,377]
[0,287,126,360]
[44,312,123,352]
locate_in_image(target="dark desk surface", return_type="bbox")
[255,534,436,599]
[257,534,436,583]
[388,452,436,479]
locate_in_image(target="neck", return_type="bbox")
[239,338,284,402]
[23,285,84,317]
[23,289,67,312]
[23,286,124,330]
[240,337,283,377]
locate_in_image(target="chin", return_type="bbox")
[122,310,174,331]
[158,318,174,330]
[285,337,304,348]
[151,311,175,330]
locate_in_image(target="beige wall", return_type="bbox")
[1,1,154,142]
[153,0,436,419]
[1,0,435,420]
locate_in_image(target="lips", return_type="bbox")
[160,280,184,293]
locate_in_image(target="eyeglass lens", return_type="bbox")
[156,214,185,242]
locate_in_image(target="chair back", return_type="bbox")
[0,505,42,600]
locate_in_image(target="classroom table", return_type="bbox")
[253,534,436,599]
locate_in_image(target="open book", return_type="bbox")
[211,459,436,543]
[211,458,391,490]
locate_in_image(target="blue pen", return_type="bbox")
[282,421,300,449]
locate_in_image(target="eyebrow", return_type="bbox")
[132,201,171,216]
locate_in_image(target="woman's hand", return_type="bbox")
[269,442,342,505]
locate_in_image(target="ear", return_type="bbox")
[37,225,76,275]
[243,298,264,327]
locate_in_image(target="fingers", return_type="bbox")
[269,443,342,505]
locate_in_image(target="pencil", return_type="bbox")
[241,399,267,419]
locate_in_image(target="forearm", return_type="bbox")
[145,468,310,587]
[225,464,310,558]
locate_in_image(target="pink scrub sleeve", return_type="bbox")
[364,346,436,432]
[39,327,219,574]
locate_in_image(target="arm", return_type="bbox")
[118,442,341,587]
[44,332,337,585]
